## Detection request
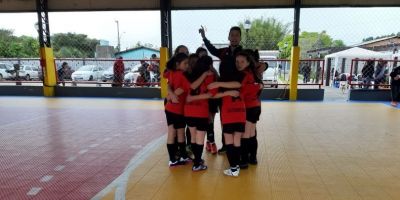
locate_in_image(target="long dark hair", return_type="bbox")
[237,50,263,84]
[174,45,189,56]
[166,53,188,71]
[186,55,213,83]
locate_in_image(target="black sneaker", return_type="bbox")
[239,161,249,169]
[169,160,180,167]
[218,146,227,154]
[248,157,258,165]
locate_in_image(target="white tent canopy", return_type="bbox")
[324,47,390,76]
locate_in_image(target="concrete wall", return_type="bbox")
[0,86,325,100]
[349,89,392,101]
[260,89,325,101]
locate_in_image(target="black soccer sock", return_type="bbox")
[207,122,215,143]
[226,144,235,168]
[194,144,204,166]
[178,142,188,158]
[249,136,258,159]
[185,127,191,145]
[240,138,250,164]
[221,134,226,147]
[233,146,241,167]
[167,144,177,162]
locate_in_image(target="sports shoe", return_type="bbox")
[239,161,249,169]
[169,160,180,167]
[210,143,218,154]
[218,146,227,154]
[192,164,208,172]
[179,157,192,164]
[391,101,398,107]
[248,157,258,165]
[223,166,240,177]
[205,141,211,152]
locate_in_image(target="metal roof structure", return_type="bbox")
[1,0,399,12]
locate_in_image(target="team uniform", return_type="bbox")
[182,73,217,170]
[164,70,187,129]
[240,69,263,168]
[184,74,217,130]
[241,70,262,123]
[164,70,190,166]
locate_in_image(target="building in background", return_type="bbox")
[95,40,115,58]
[115,46,160,60]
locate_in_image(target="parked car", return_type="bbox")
[124,64,141,86]
[101,67,113,82]
[262,66,278,88]
[71,65,104,81]
[14,65,40,80]
[0,63,14,80]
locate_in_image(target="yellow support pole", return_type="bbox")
[289,46,300,101]
[40,47,57,97]
[160,47,169,98]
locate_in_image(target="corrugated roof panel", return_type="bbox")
[1,0,399,12]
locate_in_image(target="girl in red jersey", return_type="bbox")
[184,55,218,171]
[207,62,247,177]
[165,53,212,167]
[237,50,264,169]
[165,53,191,166]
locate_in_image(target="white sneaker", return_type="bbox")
[179,157,192,164]
[169,160,179,167]
[223,166,240,177]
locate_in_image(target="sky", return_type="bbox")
[0,8,399,53]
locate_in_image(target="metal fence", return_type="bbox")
[0,58,161,87]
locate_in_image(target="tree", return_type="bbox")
[277,31,346,58]
[52,33,99,58]
[238,17,290,50]
[0,29,39,58]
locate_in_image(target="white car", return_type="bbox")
[71,65,104,81]
[0,63,13,80]
[18,65,40,80]
[263,66,278,88]
[101,67,114,82]
[124,64,141,86]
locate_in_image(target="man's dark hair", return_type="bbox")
[229,26,242,36]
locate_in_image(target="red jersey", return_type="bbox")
[165,71,189,115]
[241,70,262,108]
[184,73,217,118]
[220,72,247,125]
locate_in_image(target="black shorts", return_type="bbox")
[222,123,245,134]
[208,99,220,113]
[185,117,209,131]
[165,111,186,129]
[246,106,261,123]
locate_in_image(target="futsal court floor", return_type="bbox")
[0,97,399,200]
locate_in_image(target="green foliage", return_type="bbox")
[0,29,98,58]
[238,17,290,50]
[277,31,346,59]
[0,29,39,58]
[52,33,99,58]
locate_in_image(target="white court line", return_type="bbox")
[89,144,99,148]
[130,145,142,149]
[79,149,88,155]
[27,187,42,196]
[40,175,53,182]
[66,156,77,162]
[91,135,166,200]
[54,165,65,171]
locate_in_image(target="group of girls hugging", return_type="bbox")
[163,26,265,177]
